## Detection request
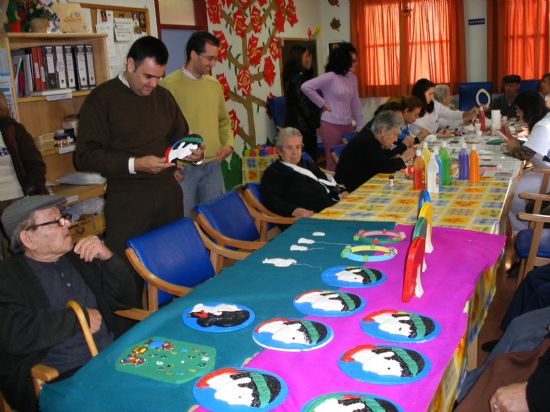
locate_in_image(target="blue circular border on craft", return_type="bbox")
[338,345,431,385]
[182,302,256,333]
[293,290,366,317]
[300,392,403,412]
[360,311,441,343]
[321,266,387,288]
[193,367,288,412]
[252,319,334,352]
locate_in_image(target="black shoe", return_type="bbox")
[481,339,499,352]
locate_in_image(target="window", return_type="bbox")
[351,0,466,97]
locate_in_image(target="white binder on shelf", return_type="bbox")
[84,44,96,88]
[54,45,68,89]
[63,45,76,89]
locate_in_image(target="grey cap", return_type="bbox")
[1,195,66,239]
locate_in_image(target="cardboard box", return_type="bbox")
[69,214,105,241]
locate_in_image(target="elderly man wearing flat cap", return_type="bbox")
[0,195,135,412]
[488,74,522,119]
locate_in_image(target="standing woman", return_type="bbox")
[301,42,364,171]
[283,45,321,161]
[409,78,478,136]
[504,91,550,232]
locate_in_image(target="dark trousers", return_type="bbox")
[302,130,318,162]
[501,263,550,330]
[104,176,183,306]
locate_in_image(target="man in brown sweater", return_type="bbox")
[75,36,203,304]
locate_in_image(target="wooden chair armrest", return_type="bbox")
[125,248,193,297]
[247,206,296,225]
[193,221,250,261]
[517,212,550,224]
[66,300,98,357]
[196,214,266,251]
[518,192,550,202]
[531,168,550,175]
[31,364,59,383]
[115,308,150,321]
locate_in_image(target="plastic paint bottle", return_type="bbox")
[439,141,452,185]
[479,110,486,131]
[469,144,480,183]
[422,142,430,167]
[459,142,470,180]
[413,149,425,190]
[426,152,439,194]
[433,146,443,191]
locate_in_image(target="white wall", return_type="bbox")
[464,0,487,81]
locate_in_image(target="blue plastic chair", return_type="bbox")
[242,183,296,224]
[519,79,540,93]
[342,132,358,144]
[195,190,268,252]
[125,218,248,313]
[514,189,550,287]
[458,82,493,111]
[330,143,347,164]
[267,96,286,129]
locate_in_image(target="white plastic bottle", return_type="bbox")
[426,152,440,194]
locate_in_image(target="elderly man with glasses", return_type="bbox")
[0,195,135,412]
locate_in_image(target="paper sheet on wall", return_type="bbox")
[114,18,133,42]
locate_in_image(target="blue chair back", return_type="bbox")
[342,132,358,144]
[331,143,347,163]
[458,82,493,111]
[126,218,215,306]
[267,96,286,128]
[245,182,263,203]
[301,151,314,163]
[194,191,260,242]
[519,79,540,93]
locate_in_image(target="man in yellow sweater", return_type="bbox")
[161,31,234,216]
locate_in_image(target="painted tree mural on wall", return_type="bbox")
[206,0,298,146]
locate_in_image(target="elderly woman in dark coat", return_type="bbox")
[261,127,345,218]
[335,111,415,193]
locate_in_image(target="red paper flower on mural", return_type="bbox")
[248,35,262,67]
[229,109,241,135]
[269,36,280,60]
[233,10,248,38]
[286,0,298,26]
[258,0,268,6]
[276,0,286,10]
[237,67,252,96]
[213,30,228,62]
[216,73,230,101]
[250,6,262,33]
[221,0,232,7]
[263,57,275,86]
[237,0,252,9]
[206,0,221,24]
[274,10,285,32]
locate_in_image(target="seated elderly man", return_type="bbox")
[335,111,415,193]
[261,127,345,217]
[0,195,135,411]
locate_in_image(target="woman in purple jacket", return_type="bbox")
[301,42,364,171]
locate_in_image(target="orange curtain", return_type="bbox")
[351,0,467,98]
[488,0,549,91]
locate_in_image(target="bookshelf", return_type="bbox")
[1,33,109,239]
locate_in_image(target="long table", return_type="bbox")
[40,218,505,412]
[316,133,522,235]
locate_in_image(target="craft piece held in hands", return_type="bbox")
[165,134,204,163]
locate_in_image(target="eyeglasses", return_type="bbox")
[25,213,72,231]
[200,54,218,62]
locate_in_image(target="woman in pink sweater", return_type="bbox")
[301,42,364,171]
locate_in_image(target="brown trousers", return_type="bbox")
[456,338,550,412]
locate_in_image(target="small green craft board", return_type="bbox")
[115,337,216,384]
